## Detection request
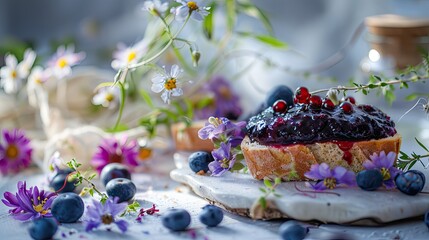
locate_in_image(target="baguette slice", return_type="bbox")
[241,134,401,181]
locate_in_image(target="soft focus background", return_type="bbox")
[2,0,429,152]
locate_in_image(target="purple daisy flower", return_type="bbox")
[2,181,56,221]
[209,142,236,176]
[363,151,401,189]
[0,129,32,175]
[304,163,356,190]
[91,137,139,173]
[195,76,243,120]
[84,197,128,233]
[198,117,246,148]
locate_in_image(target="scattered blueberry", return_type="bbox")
[106,178,136,202]
[395,171,425,195]
[49,172,76,193]
[266,85,294,107]
[199,205,223,227]
[161,208,191,231]
[188,151,214,173]
[356,169,383,191]
[100,163,132,186]
[279,220,308,240]
[408,170,426,189]
[51,193,84,223]
[28,218,58,240]
[425,211,429,230]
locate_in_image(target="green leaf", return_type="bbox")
[238,32,288,49]
[408,159,418,171]
[88,173,97,181]
[237,3,273,35]
[88,188,95,196]
[259,197,267,209]
[384,90,396,105]
[415,138,429,152]
[263,179,272,188]
[274,177,281,185]
[140,89,154,109]
[259,187,267,193]
[203,2,216,39]
[225,0,236,32]
[105,123,128,133]
[405,93,419,101]
[113,82,126,131]
[273,193,282,198]
[231,162,245,171]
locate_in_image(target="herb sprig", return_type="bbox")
[258,177,282,209]
[398,138,429,171]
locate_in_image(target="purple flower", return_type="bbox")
[195,76,243,120]
[84,197,128,233]
[91,137,139,173]
[304,163,356,190]
[171,0,210,21]
[363,151,401,189]
[2,181,56,221]
[208,142,236,176]
[198,117,246,148]
[0,129,32,175]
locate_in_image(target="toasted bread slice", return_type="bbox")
[241,134,401,180]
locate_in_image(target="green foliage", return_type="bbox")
[237,1,273,35]
[258,177,282,210]
[238,32,288,49]
[203,2,216,40]
[120,200,141,217]
[397,138,429,171]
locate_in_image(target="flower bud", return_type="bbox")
[326,88,340,105]
[192,51,201,67]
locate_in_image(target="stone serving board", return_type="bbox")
[170,168,429,225]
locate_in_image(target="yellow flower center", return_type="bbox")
[139,148,152,160]
[164,78,177,91]
[5,145,19,159]
[187,1,198,11]
[110,153,123,164]
[57,58,68,69]
[220,158,229,169]
[32,198,49,215]
[323,177,337,189]
[101,214,114,224]
[35,78,44,84]
[11,70,17,79]
[127,51,137,63]
[208,116,223,127]
[104,93,115,102]
[380,167,391,181]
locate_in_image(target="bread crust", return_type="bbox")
[241,134,402,180]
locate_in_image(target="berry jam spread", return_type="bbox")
[246,103,397,146]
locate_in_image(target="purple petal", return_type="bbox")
[13,212,35,221]
[318,163,332,178]
[304,164,323,180]
[384,179,396,189]
[2,192,19,207]
[115,219,128,233]
[307,181,327,191]
[363,160,375,170]
[198,124,214,139]
[85,220,101,232]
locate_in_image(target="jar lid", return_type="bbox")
[365,14,429,36]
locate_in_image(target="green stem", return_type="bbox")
[114,82,126,131]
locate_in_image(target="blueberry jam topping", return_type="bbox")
[246,103,397,145]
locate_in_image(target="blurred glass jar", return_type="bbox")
[358,14,429,108]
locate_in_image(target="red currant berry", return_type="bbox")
[322,98,335,110]
[273,100,288,113]
[340,101,353,114]
[294,87,310,104]
[342,96,356,104]
[309,95,322,108]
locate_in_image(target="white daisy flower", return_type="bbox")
[0,54,22,94]
[17,49,36,79]
[26,66,52,107]
[171,0,210,21]
[111,40,148,70]
[47,45,85,79]
[151,64,184,104]
[92,86,120,109]
[142,0,169,16]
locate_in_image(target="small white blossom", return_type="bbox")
[92,86,120,109]
[151,64,184,104]
[111,40,147,70]
[0,55,22,94]
[47,45,85,79]
[17,49,36,79]
[26,67,52,107]
[171,0,210,21]
[142,0,169,16]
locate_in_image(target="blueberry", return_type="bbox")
[279,220,308,240]
[49,172,77,193]
[395,171,425,195]
[106,178,136,202]
[356,169,383,191]
[188,151,214,173]
[266,85,294,107]
[28,218,58,240]
[100,163,131,186]
[408,170,426,190]
[161,208,191,231]
[51,193,84,223]
[425,211,429,230]
[199,205,223,227]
